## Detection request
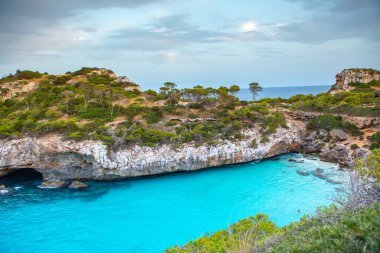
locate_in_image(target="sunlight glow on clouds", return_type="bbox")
[239,21,258,33]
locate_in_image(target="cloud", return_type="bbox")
[239,21,257,33]
[277,0,380,43]
[0,0,160,34]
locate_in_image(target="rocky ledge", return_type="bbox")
[0,121,304,181]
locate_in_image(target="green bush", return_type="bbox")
[15,70,43,79]
[307,115,362,136]
[142,106,163,124]
[368,132,380,150]
[166,203,380,253]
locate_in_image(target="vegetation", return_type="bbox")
[307,114,362,136]
[288,80,380,116]
[0,68,287,147]
[368,132,380,150]
[167,150,380,252]
[249,82,262,101]
[0,67,378,149]
[167,202,380,253]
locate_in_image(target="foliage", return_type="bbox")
[249,82,262,101]
[288,85,380,117]
[355,149,380,182]
[166,214,278,253]
[368,132,380,150]
[307,115,362,136]
[166,202,380,253]
[15,70,43,79]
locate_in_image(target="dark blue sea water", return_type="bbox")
[237,85,330,100]
[0,154,348,253]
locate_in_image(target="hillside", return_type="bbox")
[0,67,379,182]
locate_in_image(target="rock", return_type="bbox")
[0,121,304,180]
[0,184,6,189]
[296,170,310,176]
[69,181,88,189]
[317,129,328,140]
[39,180,66,189]
[330,129,348,141]
[312,170,327,180]
[331,68,380,93]
[320,144,353,167]
[0,168,12,178]
[315,168,324,173]
[288,158,304,163]
[352,148,371,160]
[301,131,326,154]
[326,179,343,184]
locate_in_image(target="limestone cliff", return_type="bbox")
[0,121,304,180]
[330,68,380,93]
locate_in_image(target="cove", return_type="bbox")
[0,154,348,253]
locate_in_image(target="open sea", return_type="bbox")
[0,154,348,253]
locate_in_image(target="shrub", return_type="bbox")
[142,106,163,124]
[350,143,359,150]
[368,132,380,150]
[307,114,362,136]
[250,139,258,148]
[15,70,43,79]
[260,136,269,143]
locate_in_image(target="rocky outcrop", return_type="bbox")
[69,181,88,189]
[331,68,380,93]
[330,129,348,141]
[39,180,66,189]
[320,144,353,167]
[300,130,328,154]
[0,121,305,180]
[352,148,371,160]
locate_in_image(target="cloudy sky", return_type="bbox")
[0,0,379,89]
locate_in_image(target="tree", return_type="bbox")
[61,90,74,115]
[229,85,240,97]
[160,82,179,107]
[249,82,262,101]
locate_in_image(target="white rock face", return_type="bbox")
[0,121,305,180]
[331,68,380,93]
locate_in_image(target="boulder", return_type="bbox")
[301,131,326,154]
[39,180,65,189]
[330,129,348,141]
[69,181,88,189]
[312,169,327,180]
[296,170,310,176]
[320,144,353,167]
[326,179,343,184]
[352,147,371,160]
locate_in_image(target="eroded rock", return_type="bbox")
[39,180,66,189]
[320,144,353,167]
[330,129,348,141]
[69,181,88,189]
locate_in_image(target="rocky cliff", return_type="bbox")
[331,68,380,93]
[0,121,304,181]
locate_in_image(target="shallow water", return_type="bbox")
[0,154,348,253]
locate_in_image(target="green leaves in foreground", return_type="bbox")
[166,202,380,253]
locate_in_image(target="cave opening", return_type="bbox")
[0,168,43,186]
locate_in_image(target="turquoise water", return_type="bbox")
[0,154,348,253]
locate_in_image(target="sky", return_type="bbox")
[0,0,379,89]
